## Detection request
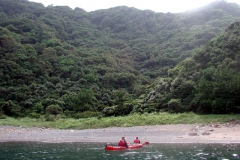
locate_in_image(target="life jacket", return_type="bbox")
[134,139,140,143]
[119,140,126,147]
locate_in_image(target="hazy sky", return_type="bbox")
[29,0,240,13]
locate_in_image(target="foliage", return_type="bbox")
[147,22,240,114]
[45,104,63,115]
[168,99,184,113]
[74,111,101,118]
[1,100,23,117]
[45,114,57,122]
[102,106,117,116]
[0,0,240,118]
[1,113,240,129]
[63,88,95,112]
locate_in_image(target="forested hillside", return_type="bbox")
[0,0,240,118]
[146,22,240,114]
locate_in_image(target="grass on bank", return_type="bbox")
[0,112,239,130]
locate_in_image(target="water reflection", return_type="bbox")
[0,142,239,160]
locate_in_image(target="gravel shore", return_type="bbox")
[0,123,240,144]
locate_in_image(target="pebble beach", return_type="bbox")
[1,122,240,144]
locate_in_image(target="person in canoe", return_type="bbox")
[134,137,141,143]
[119,136,129,148]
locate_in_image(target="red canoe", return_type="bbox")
[105,143,144,151]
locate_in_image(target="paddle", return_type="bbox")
[144,142,150,145]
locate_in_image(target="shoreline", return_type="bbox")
[0,123,240,144]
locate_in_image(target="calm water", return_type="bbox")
[0,142,239,160]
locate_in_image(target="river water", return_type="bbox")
[0,142,239,160]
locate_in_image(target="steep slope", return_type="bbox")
[89,1,240,78]
[0,0,240,117]
[145,22,240,114]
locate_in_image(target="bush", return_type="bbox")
[45,114,56,121]
[45,111,64,122]
[28,112,41,119]
[0,114,7,119]
[33,102,44,114]
[102,106,116,116]
[168,99,185,113]
[64,110,76,118]
[45,104,63,115]
[2,100,23,117]
[74,111,101,118]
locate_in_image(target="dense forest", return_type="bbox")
[0,0,240,119]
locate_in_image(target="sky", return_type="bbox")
[29,0,240,13]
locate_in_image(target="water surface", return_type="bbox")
[0,142,239,159]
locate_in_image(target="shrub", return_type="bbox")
[64,110,76,118]
[33,102,44,114]
[1,100,23,117]
[102,106,116,116]
[28,112,41,118]
[74,111,101,118]
[45,104,63,115]
[45,114,56,121]
[0,114,6,119]
[168,99,185,113]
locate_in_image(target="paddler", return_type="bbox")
[118,136,129,148]
[134,137,141,143]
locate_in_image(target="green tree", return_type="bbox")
[64,89,95,113]
[2,100,22,117]
[45,104,63,115]
[191,77,213,113]
[168,99,183,113]
[114,89,130,115]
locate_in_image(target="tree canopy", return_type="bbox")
[0,0,240,118]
